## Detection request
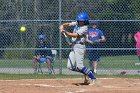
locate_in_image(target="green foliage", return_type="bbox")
[0,0,139,20]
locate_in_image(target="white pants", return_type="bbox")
[67,44,86,69]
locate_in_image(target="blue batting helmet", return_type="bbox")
[76,12,89,21]
[39,57,47,63]
[38,34,45,39]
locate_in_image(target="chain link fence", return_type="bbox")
[0,0,140,75]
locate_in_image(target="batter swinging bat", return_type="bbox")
[63,32,88,83]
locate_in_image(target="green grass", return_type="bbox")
[0,55,139,70]
[0,73,140,80]
[0,59,32,68]
[98,55,140,69]
[0,73,83,80]
[0,55,139,80]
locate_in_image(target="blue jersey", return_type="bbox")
[87,28,104,48]
[35,41,52,57]
[87,28,104,41]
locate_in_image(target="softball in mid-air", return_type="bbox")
[20,26,26,32]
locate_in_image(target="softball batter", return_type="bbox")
[59,12,96,85]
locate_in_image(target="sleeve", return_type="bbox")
[77,26,88,36]
[99,30,104,37]
[71,22,77,26]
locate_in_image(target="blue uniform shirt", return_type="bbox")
[87,28,104,62]
[87,28,104,41]
[35,41,52,57]
[87,28,104,48]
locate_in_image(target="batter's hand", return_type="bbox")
[94,39,101,43]
[90,41,99,45]
[59,25,65,33]
[91,39,101,44]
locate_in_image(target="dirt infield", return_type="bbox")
[0,78,140,93]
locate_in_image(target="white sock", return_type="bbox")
[94,69,96,73]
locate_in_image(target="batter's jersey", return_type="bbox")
[71,22,88,44]
[34,41,52,57]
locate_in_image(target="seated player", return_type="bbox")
[32,34,53,74]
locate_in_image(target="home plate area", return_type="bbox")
[0,78,140,93]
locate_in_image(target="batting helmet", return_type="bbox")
[76,12,89,21]
[38,34,45,39]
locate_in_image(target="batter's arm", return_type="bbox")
[64,31,78,38]
[59,22,78,38]
[59,22,72,31]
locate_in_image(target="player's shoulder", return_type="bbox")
[71,22,77,26]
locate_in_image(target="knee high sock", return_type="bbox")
[70,66,96,80]
[81,66,96,80]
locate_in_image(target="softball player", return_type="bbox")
[134,31,140,62]
[59,12,96,85]
[86,21,105,74]
[32,34,53,74]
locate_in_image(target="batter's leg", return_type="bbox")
[74,46,96,84]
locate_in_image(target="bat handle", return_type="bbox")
[63,33,67,37]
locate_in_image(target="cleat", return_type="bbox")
[84,79,90,84]
[89,80,96,86]
[84,75,90,84]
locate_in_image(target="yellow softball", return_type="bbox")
[20,26,26,32]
